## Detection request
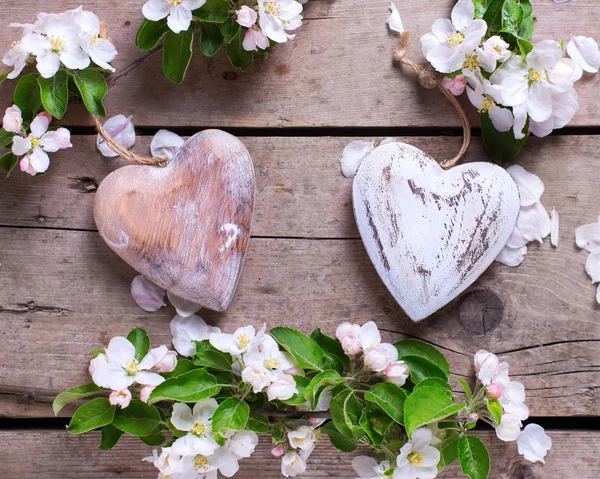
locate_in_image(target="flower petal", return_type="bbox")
[131,275,166,312]
[97,115,135,158]
[490,106,514,132]
[134,371,165,386]
[150,129,184,160]
[495,245,527,267]
[340,140,374,178]
[170,314,221,357]
[35,52,61,78]
[550,208,559,247]
[507,165,545,207]
[142,0,171,22]
[28,148,50,173]
[517,424,552,464]
[451,0,474,32]
[30,112,51,138]
[167,291,202,317]
[387,2,404,33]
[41,128,72,152]
[12,135,32,156]
[106,336,136,365]
[167,5,192,34]
[585,250,600,283]
[171,402,194,431]
[567,35,600,74]
[517,202,551,243]
[506,227,529,249]
[575,222,600,252]
[352,456,379,478]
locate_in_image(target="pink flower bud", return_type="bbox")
[2,105,22,133]
[154,351,178,373]
[486,383,503,401]
[109,389,132,409]
[271,444,284,457]
[140,385,155,403]
[236,5,257,28]
[341,336,362,356]
[442,75,466,96]
[384,361,409,386]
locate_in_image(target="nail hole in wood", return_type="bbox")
[458,289,504,335]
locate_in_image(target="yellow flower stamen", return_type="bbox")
[49,36,65,53]
[167,0,183,5]
[463,53,480,72]
[408,452,424,466]
[264,357,282,369]
[31,137,40,148]
[314,429,324,445]
[237,333,250,348]
[446,32,465,46]
[194,455,210,471]
[528,68,546,85]
[479,95,495,114]
[124,358,140,376]
[264,1,281,16]
[493,45,503,55]
[191,420,207,437]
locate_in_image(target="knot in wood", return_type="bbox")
[458,289,504,335]
[509,461,539,479]
[418,69,440,89]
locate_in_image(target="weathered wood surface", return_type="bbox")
[0,135,599,240]
[0,430,598,478]
[94,130,254,311]
[0,227,598,418]
[353,142,520,321]
[0,1,599,128]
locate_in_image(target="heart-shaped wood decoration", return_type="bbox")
[94,129,255,312]
[353,142,520,322]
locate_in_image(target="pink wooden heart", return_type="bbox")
[353,142,520,322]
[94,129,255,312]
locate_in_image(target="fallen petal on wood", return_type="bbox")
[94,129,255,312]
[352,142,520,322]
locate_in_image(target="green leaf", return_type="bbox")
[487,400,503,425]
[163,358,197,379]
[0,71,9,82]
[212,397,250,438]
[473,0,489,19]
[303,370,344,407]
[136,18,170,51]
[193,0,229,22]
[483,0,505,32]
[149,369,221,404]
[280,375,311,405]
[99,424,124,450]
[437,430,460,472]
[0,129,14,148]
[321,421,357,452]
[310,328,349,369]
[53,383,106,416]
[501,0,523,35]
[330,389,364,440]
[226,29,254,71]
[270,327,328,372]
[364,383,407,425]
[72,70,108,116]
[199,23,224,57]
[359,404,393,446]
[14,73,41,124]
[112,400,163,437]
[163,29,194,84]
[0,151,19,175]
[481,111,528,164]
[457,378,473,399]
[127,328,150,362]
[414,378,453,399]
[518,38,534,56]
[194,340,232,371]
[67,398,116,434]
[221,17,241,44]
[458,436,491,479]
[395,340,450,379]
[247,411,270,433]
[37,70,68,119]
[404,386,464,437]
[141,432,166,446]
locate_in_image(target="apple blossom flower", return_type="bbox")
[73,8,117,72]
[396,427,440,479]
[358,321,383,350]
[210,324,266,356]
[236,5,258,28]
[466,74,514,132]
[473,350,500,386]
[364,343,399,372]
[12,112,72,176]
[271,444,284,457]
[517,424,552,464]
[150,129,184,160]
[242,364,274,393]
[243,27,270,52]
[96,115,135,158]
[130,275,166,312]
[3,105,22,134]
[287,425,316,451]
[139,385,155,403]
[340,140,375,178]
[109,389,132,409]
[387,2,404,34]
[2,23,34,80]
[352,456,390,478]
[208,429,259,477]
[480,36,511,65]
[90,337,166,391]
[383,361,409,386]
[20,11,90,78]
[245,335,297,374]
[170,314,221,357]
[143,447,185,478]
[495,413,522,442]
[420,0,487,74]
[567,35,600,73]
[142,0,207,34]
[281,450,308,477]
[167,291,202,318]
[149,345,178,373]
[486,383,503,401]
[442,75,466,96]
[336,322,361,345]
[178,452,219,476]
[266,371,298,401]
[258,0,303,44]
[170,399,220,457]
[89,353,108,376]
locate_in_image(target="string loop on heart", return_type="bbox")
[393,32,471,169]
[92,114,169,167]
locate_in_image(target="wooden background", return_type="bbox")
[0,0,599,477]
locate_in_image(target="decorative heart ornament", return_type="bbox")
[94,129,255,312]
[353,142,520,322]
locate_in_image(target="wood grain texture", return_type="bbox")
[353,142,520,321]
[0,430,598,478]
[0,1,599,128]
[0,228,598,418]
[94,130,254,311]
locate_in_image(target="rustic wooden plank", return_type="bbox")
[0,1,598,127]
[0,430,597,478]
[0,228,598,417]
[1,135,599,243]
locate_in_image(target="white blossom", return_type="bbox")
[2,23,34,80]
[266,371,298,401]
[395,427,440,479]
[495,413,522,442]
[130,275,166,312]
[2,105,23,134]
[517,424,552,464]
[109,388,132,409]
[364,344,399,373]
[352,456,390,478]
[209,429,259,477]
[281,448,313,478]
[143,447,185,478]
[567,35,600,73]
[97,115,135,158]
[170,314,221,357]
[150,129,184,160]
[210,324,266,356]
[73,8,117,72]
[236,5,258,28]
[243,27,270,52]
[473,350,500,386]
[167,291,202,318]
[387,2,404,34]
[466,74,513,132]
[384,361,409,386]
[142,0,207,34]
[287,425,316,451]
[242,364,273,393]
[170,400,220,457]
[258,0,303,44]
[335,322,362,355]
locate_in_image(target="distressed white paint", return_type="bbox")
[353,142,520,322]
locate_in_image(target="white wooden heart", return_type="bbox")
[353,142,520,322]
